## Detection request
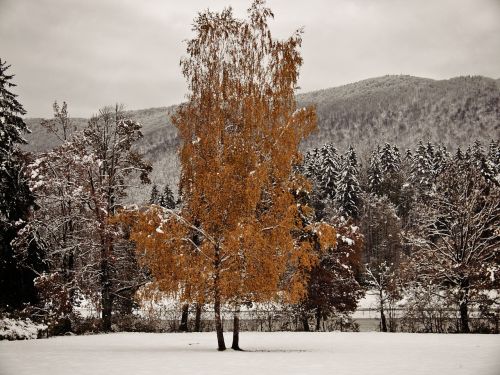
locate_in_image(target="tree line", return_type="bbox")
[301,139,499,333]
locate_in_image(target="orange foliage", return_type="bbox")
[122,2,322,347]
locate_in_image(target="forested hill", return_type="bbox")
[24,74,500,199]
[297,75,500,152]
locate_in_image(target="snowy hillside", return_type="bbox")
[23,75,500,203]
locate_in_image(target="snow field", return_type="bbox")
[1,332,499,375]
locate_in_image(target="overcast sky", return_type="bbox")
[1,0,499,118]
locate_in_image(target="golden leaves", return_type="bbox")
[126,1,319,307]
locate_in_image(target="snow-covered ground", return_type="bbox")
[1,332,499,375]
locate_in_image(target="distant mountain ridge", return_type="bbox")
[24,74,500,202]
[297,75,499,151]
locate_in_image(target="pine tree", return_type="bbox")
[303,147,321,181]
[149,184,160,205]
[0,59,29,152]
[378,143,404,208]
[410,141,433,195]
[318,143,340,200]
[454,146,464,162]
[487,140,499,168]
[336,146,361,219]
[486,140,500,185]
[368,149,382,195]
[379,143,400,175]
[159,184,175,209]
[0,59,41,310]
[471,140,484,165]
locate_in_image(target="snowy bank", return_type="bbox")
[0,318,47,340]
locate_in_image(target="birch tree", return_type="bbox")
[127,0,321,351]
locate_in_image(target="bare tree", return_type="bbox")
[406,163,500,333]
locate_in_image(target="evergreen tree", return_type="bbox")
[430,143,449,177]
[0,59,41,310]
[368,148,382,195]
[318,143,340,200]
[0,59,29,152]
[159,184,176,209]
[454,146,464,162]
[149,184,160,205]
[471,140,484,165]
[336,146,361,219]
[486,140,500,185]
[379,144,404,208]
[379,143,400,175]
[487,140,499,168]
[410,141,433,195]
[303,147,321,181]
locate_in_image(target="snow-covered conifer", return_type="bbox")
[336,146,361,219]
[149,184,160,205]
[318,143,340,200]
[160,184,176,209]
[367,148,382,196]
[0,59,40,309]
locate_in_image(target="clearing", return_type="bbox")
[1,332,499,375]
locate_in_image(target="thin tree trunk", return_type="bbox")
[179,303,189,332]
[380,289,387,332]
[214,296,225,351]
[194,303,202,332]
[380,309,387,332]
[101,242,113,332]
[231,304,242,350]
[315,307,322,331]
[213,245,226,351]
[302,313,310,332]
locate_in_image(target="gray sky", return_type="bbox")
[1,0,499,118]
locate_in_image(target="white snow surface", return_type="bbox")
[1,332,499,375]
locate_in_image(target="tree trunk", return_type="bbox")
[213,246,226,351]
[315,307,322,331]
[380,289,387,332]
[101,243,113,332]
[380,309,387,332]
[459,301,470,333]
[231,304,242,350]
[194,303,202,332]
[214,296,226,351]
[179,303,189,332]
[459,282,470,333]
[302,313,310,332]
